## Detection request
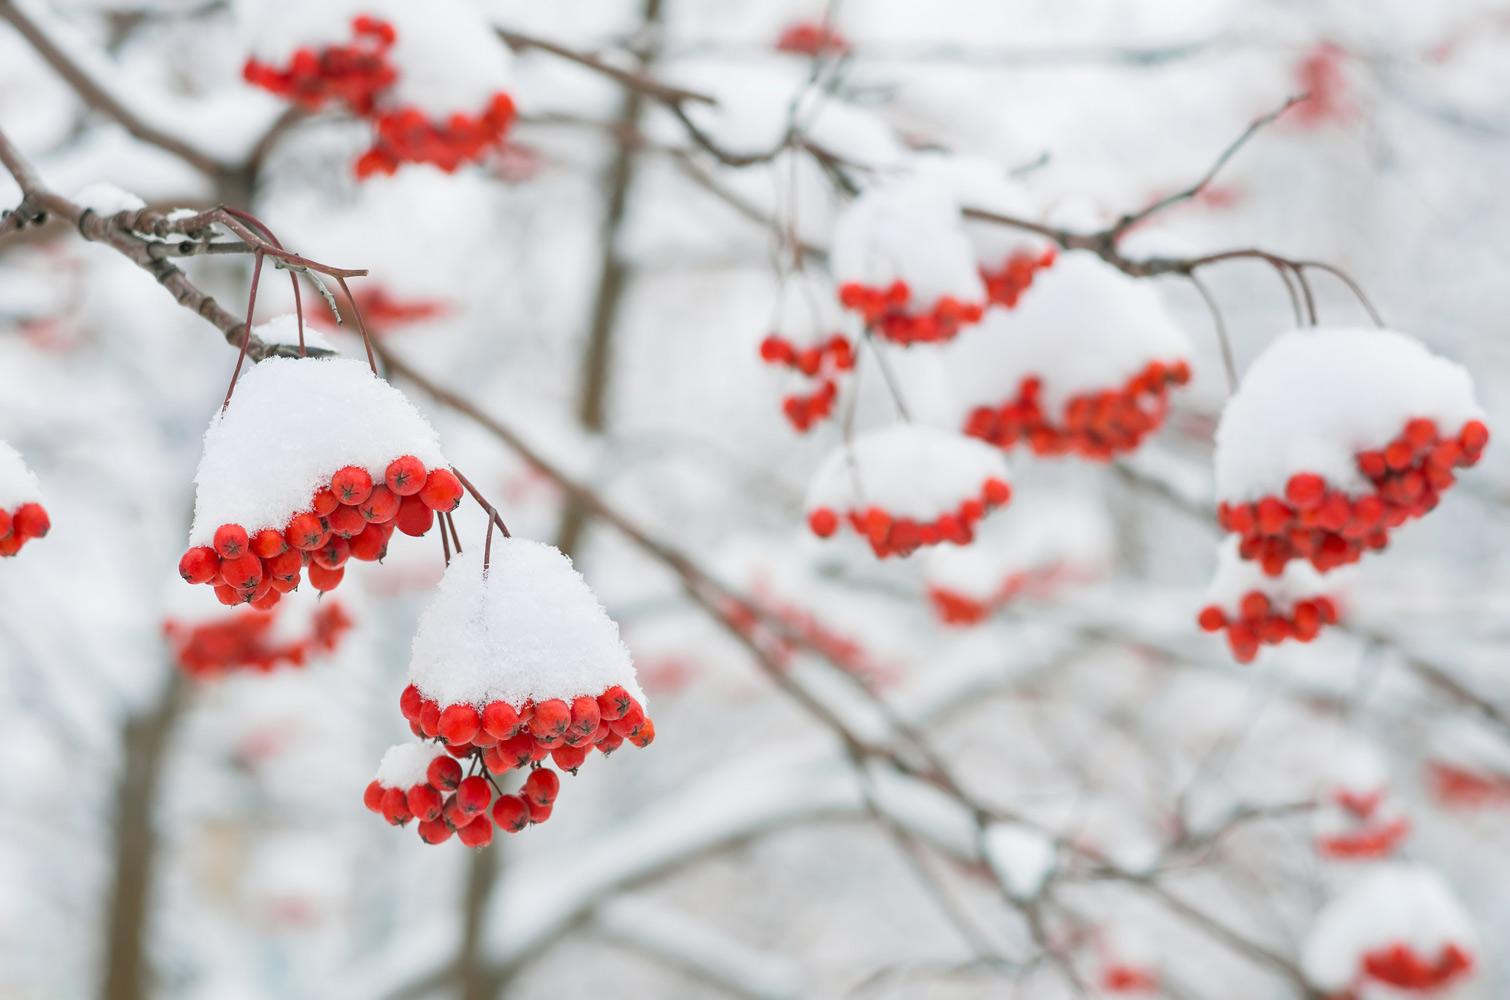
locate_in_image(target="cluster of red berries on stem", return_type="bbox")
[1314,788,1410,860]
[775,21,850,57]
[1217,418,1489,576]
[980,248,1057,309]
[242,16,397,114]
[1197,591,1339,664]
[178,457,462,608]
[1426,761,1510,807]
[1358,943,1472,993]
[356,94,517,178]
[377,682,655,844]
[964,360,1192,460]
[837,281,984,345]
[0,501,48,558]
[758,333,854,432]
[808,477,1011,558]
[163,602,352,678]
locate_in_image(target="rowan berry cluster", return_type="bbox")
[1313,787,1410,861]
[980,247,1057,309]
[242,15,397,114]
[1426,762,1510,807]
[177,458,462,608]
[807,477,1011,558]
[964,359,1192,460]
[775,21,850,56]
[163,602,353,678]
[1358,943,1472,993]
[0,501,48,558]
[356,94,517,178]
[758,333,854,432]
[837,281,984,346]
[370,683,654,844]
[1197,591,1339,663]
[1217,418,1489,576]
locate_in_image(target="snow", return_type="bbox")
[805,424,1009,521]
[407,543,643,709]
[235,0,368,65]
[1214,328,1485,503]
[188,355,446,544]
[982,822,1056,898]
[71,181,145,216]
[938,253,1192,419]
[912,152,1053,269]
[0,441,41,510]
[252,314,334,354]
[1325,741,1391,798]
[1426,718,1510,774]
[1301,865,1478,992]
[830,175,986,308]
[1202,537,1334,614]
[373,741,447,790]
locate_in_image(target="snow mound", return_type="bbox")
[374,741,447,790]
[253,314,333,354]
[407,543,642,709]
[1302,865,1478,993]
[0,441,41,510]
[806,424,1009,522]
[236,0,364,64]
[912,153,1053,270]
[73,182,145,216]
[1215,329,1484,503]
[831,175,985,311]
[189,354,446,545]
[982,823,1056,898]
[941,253,1192,419]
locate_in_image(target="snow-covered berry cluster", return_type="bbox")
[0,441,48,559]
[181,351,453,607]
[981,247,1058,309]
[164,600,352,678]
[240,0,516,177]
[1215,329,1488,578]
[775,21,850,57]
[806,426,1012,558]
[946,255,1193,460]
[1311,746,1410,861]
[372,541,652,845]
[758,333,854,431]
[1196,539,1342,662]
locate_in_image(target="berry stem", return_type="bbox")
[221,248,264,410]
[336,275,380,376]
[451,467,511,572]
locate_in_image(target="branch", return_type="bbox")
[495,25,715,108]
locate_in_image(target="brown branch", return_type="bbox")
[495,25,714,108]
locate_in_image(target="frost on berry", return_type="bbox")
[923,491,1112,626]
[1302,865,1478,996]
[943,255,1193,460]
[1214,328,1487,577]
[0,441,48,559]
[1196,538,1342,663]
[182,352,454,600]
[163,587,353,678]
[1311,743,1411,861]
[831,176,987,345]
[805,424,1011,558]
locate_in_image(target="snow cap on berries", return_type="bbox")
[1301,865,1478,993]
[374,741,448,789]
[940,254,1192,420]
[236,0,366,63]
[374,0,513,118]
[831,174,985,309]
[1215,328,1484,503]
[1202,537,1336,617]
[407,543,642,709]
[188,353,446,546]
[911,153,1053,270]
[0,441,42,510]
[252,314,334,354]
[806,424,1010,523]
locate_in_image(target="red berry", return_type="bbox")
[457,816,493,847]
[312,488,340,516]
[529,699,570,740]
[455,775,492,815]
[597,685,632,721]
[492,794,530,833]
[380,787,412,825]
[569,696,601,739]
[347,522,391,561]
[439,703,482,745]
[0,508,9,540]
[982,478,1011,507]
[419,699,440,738]
[399,683,424,721]
[331,465,374,505]
[395,494,434,537]
[427,755,463,791]
[419,468,463,512]
[213,523,248,558]
[1197,606,1226,632]
[417,818,453,844]
[214,584,244,606]
[627,717,656,748]
[526,800,553,824]
[482,700,520,739]
[1461,419,1489,453]
[551,744,589,772]
[808,507,838,537]
[406,784,443,822]
[266,548,302,585]
[386,455,427,496]
[363,780,385,812]
[250,589,281,610]
[285,512,325,550]
[328,504,367,539]
[1285,473,1326,510]
[307,562,344,592]
[250,528,288,558]
[219,553,262,592]
[360,485,400,523]
[523,768,560,806]
[1240,592,1271,620]
[610,703,645,738]
[313,535,350,570]
[498,733,535,770]
[178,546,219,584]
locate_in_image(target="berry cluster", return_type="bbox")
[379,683,655,844]
[242,16,397,114]
[1359,943,1472,993]
[808,477,1011,558]
[775,21,850,56]
[964,360,1192,460]
[980,247,1056,309]
[1099,965,1158,994]
[163,602,352,678]
[837,281,984,346]
[316,286,447,336]
[1314,788,1410,861]
[1197,592,1339,664]
[1425,762,1510,808]
[1217,418,1489,576]
[0,501,49,558]
[356,93,517,177]
[733,585,887,681]
[178,458,462,607]
[758,334,854,432]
